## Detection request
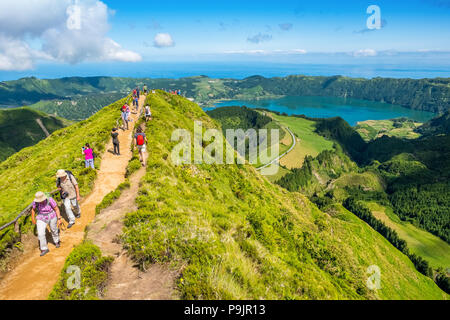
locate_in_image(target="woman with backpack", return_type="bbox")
[56,169,81,229]
[82,143,95,169]
[111,128,120,155]
[134,126,148,167]
[31,191,62,256]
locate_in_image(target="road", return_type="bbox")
[256,126,296,171]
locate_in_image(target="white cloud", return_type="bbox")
[353,49,378,57]
[0,0,141,70]
[153,33,175,48]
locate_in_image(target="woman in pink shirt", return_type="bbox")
[82,143,95,169]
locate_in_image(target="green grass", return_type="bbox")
[48,241,113,300]
[332,172,385,192]
[355,119,422,142]
[119,91,446,300]
[0,96,129,258]
[367,202,450,270]
[95,180,131,215]
[271,113,334,166]
[0,107,72,162]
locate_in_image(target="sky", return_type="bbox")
[0,0,449,79]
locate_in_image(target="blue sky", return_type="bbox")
[104,0,450,57]
[0,0,449,79]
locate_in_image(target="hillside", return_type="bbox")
[49,91,446,300]
[28,93,125,121]
[416,111,450,136]
[120,92,447,299]
[1,91,447,300]
[0,108,72,162]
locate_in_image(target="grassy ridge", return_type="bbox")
[0,107,72,162]
[119,91,445,299]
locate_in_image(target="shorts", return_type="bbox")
[137,144,146,152]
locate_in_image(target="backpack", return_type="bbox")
[57,171,76,199]
[136,134,145,146]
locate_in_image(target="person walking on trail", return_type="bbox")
[134,127,148,167]
[144,105,152,122]
[111,128,120,155]
[121,104,129,130]
[82,143,95,169]
[136,87,140,100]
[31,191,62,256]
[133,96,139,112]
[56,169,81,229]
[143,84,148,95]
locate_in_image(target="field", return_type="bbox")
[355,119,422,142]
[367,202,450,270]
[271,113,334,168]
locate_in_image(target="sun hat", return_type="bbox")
[56,169,68,178]
[34,191,47,203]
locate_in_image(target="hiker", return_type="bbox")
[121,104,129,130]
[111,128,120,155]
[136,87,140,99]
[143,84,148,94]
[134,96,139,111]
[56,169,81,229]
[144,105,152,122]
[82,143,95,169]
[31,191,62,256]
[134,126,148,167]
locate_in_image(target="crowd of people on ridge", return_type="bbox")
[31,86,153,257]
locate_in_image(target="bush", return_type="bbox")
[48,241,113,300]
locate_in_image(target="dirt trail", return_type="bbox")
[86,164,178,300]
[0,95,145,300]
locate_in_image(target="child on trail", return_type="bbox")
[121,104,129,130]
[111,128,120,155]
[82,143,95,169]
[134,126,148,167]
[56,169,81,229]
[31,191,62,256]
[144,105,152,122]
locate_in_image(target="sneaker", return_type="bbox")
[67,222,75,229]
[55,242,60,248]
[40,249,49,257]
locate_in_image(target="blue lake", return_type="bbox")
[213,96,436,126]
